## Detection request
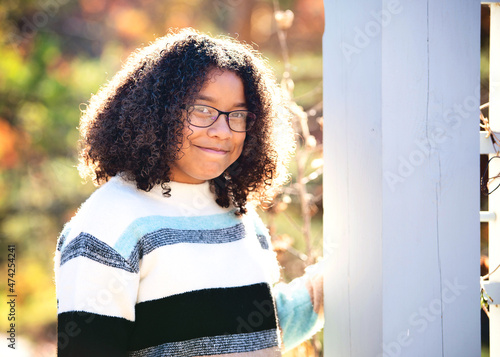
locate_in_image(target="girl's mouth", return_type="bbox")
[197,146,229,155]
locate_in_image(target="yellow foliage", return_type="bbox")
[284,340,317,357]
[0,259,56,331]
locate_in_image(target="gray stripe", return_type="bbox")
[57,225,72,252]
[256,234,269,250]
[59,224,247,272]
[57,233,66,252]
[125,224,247,270]
[60,233,137,272]
[127,329,279,357]
[139,223,246,256]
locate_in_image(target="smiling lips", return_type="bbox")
[196,145,229,155]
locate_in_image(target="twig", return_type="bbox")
[481,262,500,281]
[273,2,320,355]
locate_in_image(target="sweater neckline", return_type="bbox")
[112,175,215,203]
[157,180,212,200]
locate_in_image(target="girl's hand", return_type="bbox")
[305,273,324,316]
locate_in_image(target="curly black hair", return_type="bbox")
[78,28,295,214]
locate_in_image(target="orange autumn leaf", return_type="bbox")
[0,118,19,169]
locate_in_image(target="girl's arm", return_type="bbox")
[273,261,324,352]
[56,232,139,356]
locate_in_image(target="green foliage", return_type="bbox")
[481,48,489,84]
[0,23,112,341]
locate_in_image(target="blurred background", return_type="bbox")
[0,0,324,355]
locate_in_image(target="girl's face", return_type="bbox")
[170,70,247,184]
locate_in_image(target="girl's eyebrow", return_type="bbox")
[196,94,247,108]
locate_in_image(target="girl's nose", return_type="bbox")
[207,114,232,139]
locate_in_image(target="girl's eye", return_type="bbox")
[194,106,209,113]
[192,106,216,118]
[230,112,246,119]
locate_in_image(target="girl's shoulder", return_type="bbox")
[58,176,157,248]
[58,177,236,250]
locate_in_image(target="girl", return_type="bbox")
[55,28,323,357]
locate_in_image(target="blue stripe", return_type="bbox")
[114,211,241,258]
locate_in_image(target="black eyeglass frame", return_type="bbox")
[182,104,256,132]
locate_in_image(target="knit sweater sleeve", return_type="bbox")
[55,226,140,357]
[273,273,324,352]
[249,210,324,351]
[55,180,144,357]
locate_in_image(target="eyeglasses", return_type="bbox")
[182,104,256,132]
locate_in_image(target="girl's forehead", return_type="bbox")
[195,71,246,106]
[203,68,236,83]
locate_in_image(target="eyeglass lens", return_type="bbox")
[187,105,254,132]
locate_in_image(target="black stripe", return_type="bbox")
[128,329,279,357]
[58,311,134,357]
[60,233,137,273]
[128,283,278,351]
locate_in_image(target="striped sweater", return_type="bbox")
[55,176,321,356]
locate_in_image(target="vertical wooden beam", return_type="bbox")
[323,1,481,356]
[489,4,500,356]
[323,1,383,355]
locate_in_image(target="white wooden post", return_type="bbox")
[488,3,500,355]
[323,1,481,356]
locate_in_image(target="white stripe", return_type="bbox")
[138,236,279,303]
[57,256,139,320]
